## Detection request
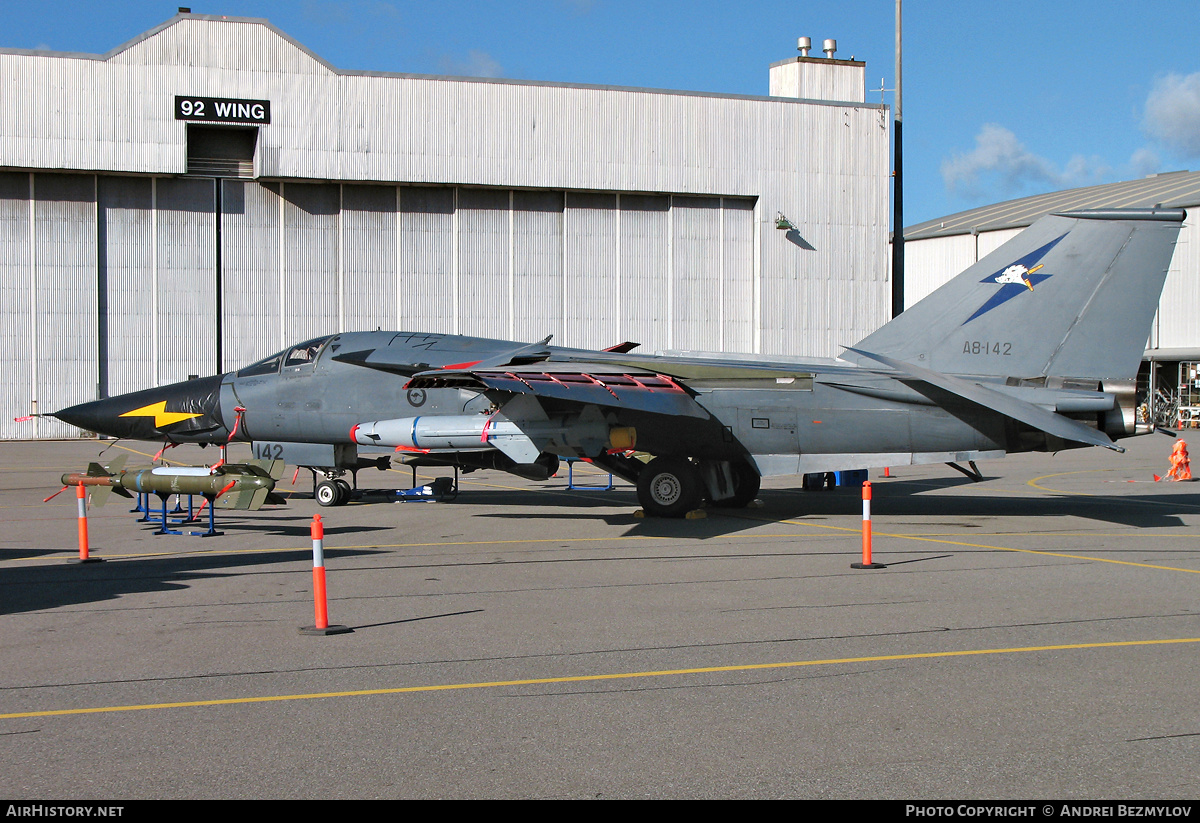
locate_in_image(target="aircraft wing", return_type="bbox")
[845,346,1122,452]
[408,364,711,419]
[546,349,831,381]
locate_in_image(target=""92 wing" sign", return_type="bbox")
[175,96,271,124]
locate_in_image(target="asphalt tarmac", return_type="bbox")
[2,434,1198,799]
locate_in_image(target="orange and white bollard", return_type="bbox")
[851,480,886,569]
[300,514,351,635]
[72,483,103,564]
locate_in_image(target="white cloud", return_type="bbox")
[1142,72,1200,158]
[941,124,1103,199]
[1129,147,1161,178]
[438,50,504,78]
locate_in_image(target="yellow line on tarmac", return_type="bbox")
[1026,469,1107,495]
[4,637,1198,720]
[35,534,665,560]
[25,531,811,561]
[880,533,1200,574]
[742,514,1200,575]
[1027,470,1200,509]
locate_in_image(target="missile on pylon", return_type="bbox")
[351,413,636,466]
[61,459,286,511]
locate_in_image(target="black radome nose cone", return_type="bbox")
[53,375,227,441]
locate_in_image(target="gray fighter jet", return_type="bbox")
[53,208,1185,516]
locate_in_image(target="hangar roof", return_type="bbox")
[905,169,1200,241]
[0,12,877,107]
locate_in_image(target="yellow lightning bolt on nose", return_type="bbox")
[119,401,203,428]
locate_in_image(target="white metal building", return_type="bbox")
[902,170,1200,424]
[0,13,891,439]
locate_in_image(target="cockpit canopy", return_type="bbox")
[236,335,334,377]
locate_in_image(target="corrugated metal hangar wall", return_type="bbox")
[0,14,891,439]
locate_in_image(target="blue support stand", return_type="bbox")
[132,491,152,520]
[151,495,184,536]
[566,459,614,491]
[186,498,223,537]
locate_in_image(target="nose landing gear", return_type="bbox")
[315,476,353,506]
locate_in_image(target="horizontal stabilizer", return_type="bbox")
[846,346,1122,452]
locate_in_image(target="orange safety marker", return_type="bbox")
[300,514,351,635]
[1165,440,1192,482]
[851,480,885,569]
[72,483,103,564]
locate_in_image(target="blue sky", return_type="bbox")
[5,1,1198,225]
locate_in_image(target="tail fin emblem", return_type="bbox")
[963,233,1066,325]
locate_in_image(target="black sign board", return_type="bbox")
[174,96,271,125]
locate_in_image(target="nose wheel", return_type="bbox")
[315,478,352,506]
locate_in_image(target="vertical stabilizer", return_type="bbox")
[850,209,1185,380]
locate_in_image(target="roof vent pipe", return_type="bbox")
[823,38,837,58]
[797,36,811,56]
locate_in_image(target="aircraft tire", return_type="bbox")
[334,478,352,505]
[637,457,702,518]
[315,480,341,507]
[713,460,761,508]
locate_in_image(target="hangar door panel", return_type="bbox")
[398,186,454,333]
[564,192,619,348]
[620,195,669,349]
[156,178,216,386]
[458,188,511,340]
[342,185,398,332]
[33,174,97,439]
[98,177,153,397]
[281,183,339,345]
[512,191,564,343]
[221,180,282,369]
[721,198,755,352]
[0,173,32,439]
[672,196,722,351]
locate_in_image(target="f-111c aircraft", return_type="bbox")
[53,208,1185,516]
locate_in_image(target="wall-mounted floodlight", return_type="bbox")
[776,212,796,231]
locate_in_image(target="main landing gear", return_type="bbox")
[636,457,703,518]
[635,456,760,518]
